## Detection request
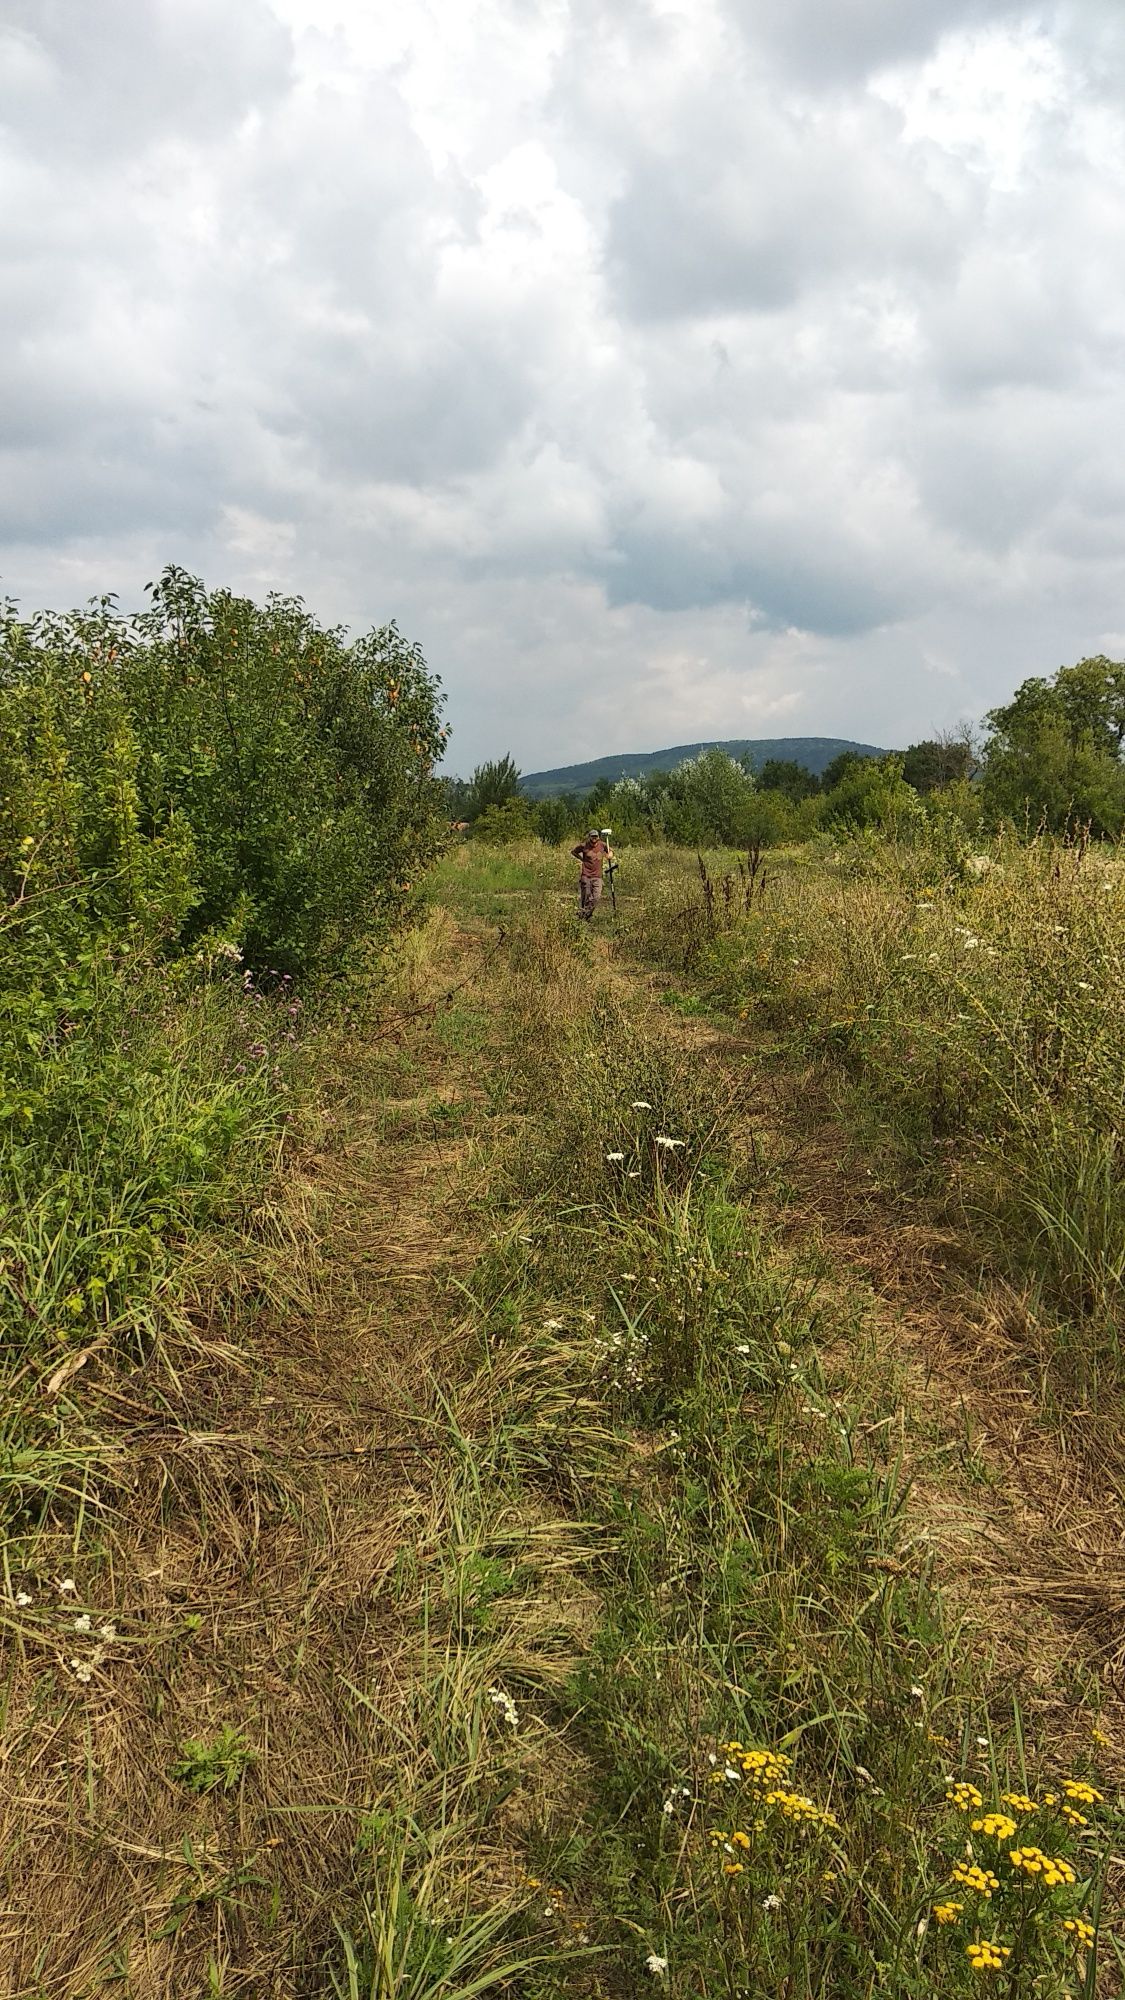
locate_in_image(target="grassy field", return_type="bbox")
[2,837,1124,1996]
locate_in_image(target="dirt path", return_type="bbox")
[2,922,493,1999]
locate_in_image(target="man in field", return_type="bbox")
[572,828,613,921]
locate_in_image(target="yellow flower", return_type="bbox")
[730,1831,751,1851]
[1061,1806,1088,1829]
[1063,1917,1095,1947]
[1091,1725,1111,1750]
[947,1782,984,1811]
[972,1813,1018,1841]
[951,1862,1000,1898]
[1000,1791,1037,1815]
[1064,1779,1102,1806]
[723,1862,744,1876]
[932,1901,963,1925]
[1008,1847,1075,1888]
[762,1786,839,1830]
[965,1939,1010,1972]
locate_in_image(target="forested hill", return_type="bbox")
[521,736,888,798]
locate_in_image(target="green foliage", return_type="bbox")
[471,798,536,843]
[467,754,522,820]
[758,757,820,803]
[902,733,975,794]
[1,566,447,979]
[173,1724,257,1795]
[981,657,1125,835]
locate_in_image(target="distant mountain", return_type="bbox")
[520,737,889,800]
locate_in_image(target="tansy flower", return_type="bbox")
[1061,1806,1087,1828]
[1008,1847,1075,1888]
[947,1782,984,1812]
[723,1863,744,1876]
[1000,1791,1037,1815]
[932,1901,963,1925]
[965,1939,1010,1972]
[951,1863,1000,1898]
[972,1814,1018,1841]
[1063,1917,1095,1947]
[1064,1779,1102,1806]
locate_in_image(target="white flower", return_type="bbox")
[543,1318,565,1331]
[99,1623,117,1643]
[910,1684,925,1700]
[763,1892,783,1911]
[662,1798,675,1815]
[632,1100,653,1110]
[621,1271,638,1280]
[487,1685,519,1729]
[645,1954,668,1976]
[13,1591,32,1608]
[654,1136,685,1150]
[58,1579,76,1596]
[735,1343,751,1354]
[69,1658,94,1683]
[73,1614,92,1634]
[606,1151,625,1163]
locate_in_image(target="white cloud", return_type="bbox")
[2,0,1125,770]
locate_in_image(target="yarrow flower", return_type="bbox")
[73,1614,92,1634]
[487,1686,519,1729]
[645,1952,668,1976]
[605,1152,625,1164]
[58,1579,77,1596]
[966,1939,1010,1973]
[13,1591,32,1608]
[654,1136,685,1150]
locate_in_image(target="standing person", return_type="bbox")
[571,828,613,921]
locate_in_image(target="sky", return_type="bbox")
[3,0,1125,773]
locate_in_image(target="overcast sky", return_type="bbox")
[3,0,1125,771]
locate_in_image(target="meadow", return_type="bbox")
[4,755,1125,1994]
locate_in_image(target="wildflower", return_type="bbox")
[543,1318,565,1331]
[1063,1917,1095,1947]
[966,1939,1010,1972]
[1008,1846,1075,1888]
[1061,1806,1087,1828]
[654,1136,685,1149]
[632,1100,653,1110]
[932,1901,963,1925]
[946,1781,984,1811]
[13,1591,32,1608]
[1000,1791,1037,1815]
[762,1892,783,1910]
[735,1342,751,1354]
[73,1614,92,1634]
[972,1814,1018,1841]
[69,1658,95,1683]
[951,1862,1000,1898]
[487,1686,518,1729]
[621,1271,637,1280]
[910,1684,925,1700]
[606,1151,625,1163]
[1091,1724,1111,1749]
[724,1862,744,1875]
[645,1952,668,1976]
[730,1831,751,1851]
[58,1579,77,1596]
[99,1623,116,1643]
[1064,1779,1102,1805]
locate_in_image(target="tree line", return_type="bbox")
[446,654,1125,847]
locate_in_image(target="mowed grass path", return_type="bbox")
[3,845,1122,1997]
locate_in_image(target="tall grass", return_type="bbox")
[626,835,1125,1399]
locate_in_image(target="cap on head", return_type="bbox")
[587,828,600,840]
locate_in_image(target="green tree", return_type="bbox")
[902,731,975,793]
[757,757,819,804]
[467,755,522,819]
[981,660,1125,835]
